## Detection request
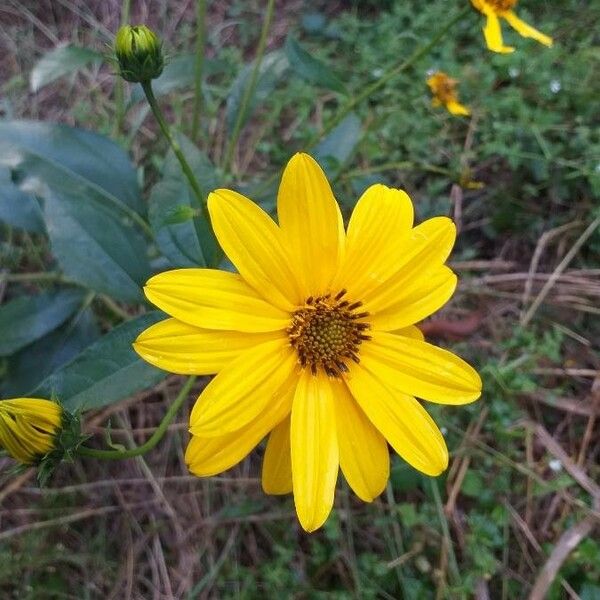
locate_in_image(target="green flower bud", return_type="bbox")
[114,24,164,83]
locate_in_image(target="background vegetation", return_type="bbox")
[0,0,599,598]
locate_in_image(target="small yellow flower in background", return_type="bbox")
[471,0,553,54]
[134,153,482,532]
[0,398,62,465]
[427,71,471,117]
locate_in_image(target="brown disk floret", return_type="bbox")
[486,0,517,11]
[287,289,371,378]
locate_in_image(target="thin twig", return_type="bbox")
[521,217,600,326]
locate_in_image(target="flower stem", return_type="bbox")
[141,81,209,222]
[222,0,275,173]
[77,376,196,460]
[249,5,471,198]
[191,0,207,142]
[310,5,471,146]
[113,0,132,135]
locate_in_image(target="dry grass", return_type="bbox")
[0,1,598,598]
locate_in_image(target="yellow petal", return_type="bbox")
[189,339,297,436]
[333,380,389,502]
[345,363,448,476]
[391,325,424,341]
[504,11,553,47]
[133,318,283,375]
[363,217,456,314]
[262,416,292,495]
[0,413,30,463]
[186,381,293,477]
[11,416,52,456]
[0,399,60,464]
[360,332,482,405]
[277,153,344,297]
[446,100,471,116]
[144,269,290,333]
[483,11,515,53]
[208,189,300,309]
[369,266,457,331]
[291,371,339,532]
[333,184,414,299]
[2,398,62,426]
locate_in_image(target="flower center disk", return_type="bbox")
[486,0,517,12]
[288,290,370,378]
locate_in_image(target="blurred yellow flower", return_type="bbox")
[134,153,482,532]
[471,0,553,53]
[427,72,471,116]
[0,398,62,464]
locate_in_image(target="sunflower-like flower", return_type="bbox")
[471,0,553,54]
[427,71,470,117]
[134,153,482,532]
[0,398,62,465]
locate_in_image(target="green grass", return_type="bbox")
[1,0,599,598]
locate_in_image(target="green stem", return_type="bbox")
[113,0,132,135]
[0,271,76,285]
[141,81,209,223]
[222,0,275,172]
[77,376,196,460]
[191,0,207,141]
[340,160,453,180]
[309,5,471,146]
[249,5,470,198]
[430,479,462,590]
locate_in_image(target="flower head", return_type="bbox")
[471,0,553,53]
[0,398,62,465]
[114,24,164,83]
[134,153,482,532]
[427,71,470,116]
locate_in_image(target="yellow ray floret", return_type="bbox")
[427,72,471,117]
[0,398,62,464]
[471,0,553,53]
[134,152,483,532]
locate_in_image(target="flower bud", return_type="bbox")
[0,398,63,465]
[114,24,164,83]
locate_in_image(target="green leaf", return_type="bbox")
[0,167,44,233]
[285,37,346,94]
[1,308,99,396]
[34,312,168,412]
[149,134,220,268]
[30,45,103,93]
[44,187,150,302]
[0,120,143,215]
[225,51,289,134]
[313,113,362,179]
[149,181,205,267]
[0,121,151,301]
[0,289,86,357]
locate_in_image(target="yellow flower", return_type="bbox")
[427,72,471,117]
[471,0,553,53]
[0,398,62,464]
[134,153,482,532]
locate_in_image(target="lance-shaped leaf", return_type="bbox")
[0,289,86,357]
[34,312,168,412]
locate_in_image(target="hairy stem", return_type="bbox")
[142,81,209,222]
[222,0,276,172]
[77,376,196,460]
[191,0,207,141]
